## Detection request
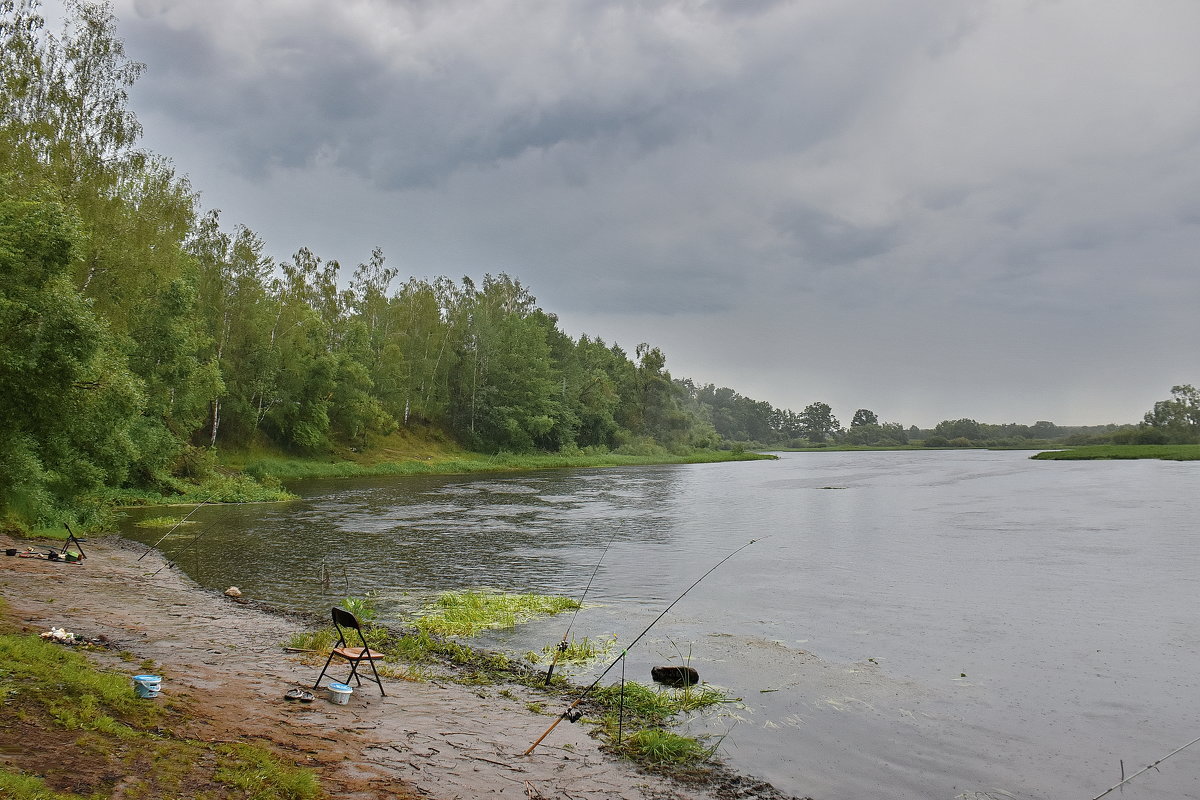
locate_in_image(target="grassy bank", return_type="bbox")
[237,447,775,482]
[770,444,927,452]
[1031,445,1200,461]
[5,428,775,538]
[0,604,322,800]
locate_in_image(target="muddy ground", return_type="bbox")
[0,534,801,800]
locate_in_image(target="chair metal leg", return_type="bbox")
[365,655,386,696]
[345,662,363,686]
[312,650,338,689]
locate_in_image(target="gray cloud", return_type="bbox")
[105,0,1200,424]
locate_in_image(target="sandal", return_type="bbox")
[298,690,315,703]
[284,688,305,701]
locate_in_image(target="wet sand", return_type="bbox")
[0,534,800,800]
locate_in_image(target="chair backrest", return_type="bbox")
[331,606,362,631]
[330,607,370,650]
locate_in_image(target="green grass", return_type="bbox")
[337,592,379,624]
[101,471,295,509]
[287,623,515,685]
[133,516,194,528]
[0,770,93,800]
[26,526,73,541]
[0,634,161,732]
[587,679,733,767]
[1031,444,1200,461]
[413,590,580,637]
[616,728,713,765]
[214,742,322,800]
[592,680,731,723]
[0,631,324,799]
[239,449,775,482]
[527,634,616,666]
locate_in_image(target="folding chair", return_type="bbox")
[61,525,86,562]
[313,607,386,696]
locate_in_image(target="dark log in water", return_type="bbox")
[651,665,700,687]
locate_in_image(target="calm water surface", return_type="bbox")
[120,451,1200,800]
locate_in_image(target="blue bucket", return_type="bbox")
[133,674,161,699]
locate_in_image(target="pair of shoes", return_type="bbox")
[284,688,315,702]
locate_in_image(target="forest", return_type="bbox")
[2,2,1195,531]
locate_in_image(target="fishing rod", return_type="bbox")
[523,536,764,756]
[145,526,208,578]
[544,527,621,686]
[1090,732,1200,800]
[137,491,218,561]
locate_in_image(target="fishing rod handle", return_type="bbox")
[522,699,582,756]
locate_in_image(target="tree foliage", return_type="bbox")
[0,189,144,521]
[798,402,840,444]
[1141,385,1200,444]
[850,409,876,427]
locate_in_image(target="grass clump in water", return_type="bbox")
[133,516,192,528]
[617,728,714,765]
[414,590,579,637]
[592,680,731,722]
[587,679,734,767]
[527,634,616,667]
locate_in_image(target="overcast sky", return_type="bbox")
[96,0,1200,427]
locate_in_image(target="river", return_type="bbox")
[119,450,1200,800]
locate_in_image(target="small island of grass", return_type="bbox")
[1031,445,1200,461]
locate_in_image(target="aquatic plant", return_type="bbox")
[592,680,730,723]
[133,516,191,528]
[414,590,579,637]
[338,592,379,624]
[617,728,714,765]
[527,634,616,667]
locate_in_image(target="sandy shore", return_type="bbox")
[1,534,800,800]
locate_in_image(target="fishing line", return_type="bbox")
[544,526,621,685]
[143,497,224,577]
[145,524,214,577]
[523,536,764,756]
[137,491,218,561]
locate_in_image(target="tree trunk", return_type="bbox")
[208,397,221,446]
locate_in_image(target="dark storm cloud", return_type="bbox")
[123,0,755,185]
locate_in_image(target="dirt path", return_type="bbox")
[1,534,792,800]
